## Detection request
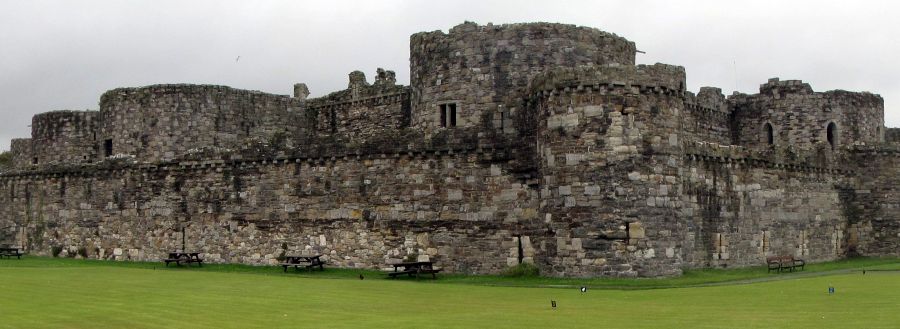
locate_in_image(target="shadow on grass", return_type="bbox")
[1,255,897,290]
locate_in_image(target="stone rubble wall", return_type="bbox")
[682,87,732,145]
[301,70,411,143]
[730,78,884,150]
[9,138,33,169]
[680,142,853,268]
[886,127,900,144]
[410,22,636,137]
[99,85,300,162]
[529,64,688,277]
[0,150,542,274]
[847,146,900,256]
[30,111,99,166]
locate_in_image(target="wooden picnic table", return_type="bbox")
[279,254,325,272]
[0,246,23,259]
[387,261,442,279]
[163,252,204,267]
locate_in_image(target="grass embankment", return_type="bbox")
[0,257,898,328]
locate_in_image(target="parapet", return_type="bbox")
[100,84,291,107]
[527,63,685,96]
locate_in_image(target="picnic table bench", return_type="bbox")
[767,255,805,273]
[387,261,442,279]
[279,254,325,272]
[0,247,23,259]
[163,252,204,267]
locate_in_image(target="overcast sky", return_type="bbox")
[2,0,899,151]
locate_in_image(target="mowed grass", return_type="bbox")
[0,258,898,328]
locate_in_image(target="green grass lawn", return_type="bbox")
[0,257,898,328]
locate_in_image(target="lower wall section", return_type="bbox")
[0,153,541,274]
[0,148,893,277]
[679,158,852,268]
[849,151,900,256]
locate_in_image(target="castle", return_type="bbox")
[1,22,898,277]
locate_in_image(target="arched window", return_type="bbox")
[764,123,774,145]
[826,122,837,149]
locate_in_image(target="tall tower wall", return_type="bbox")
[30,110,99,165]
[410,22,636,137]
[99,85,298,162]
[731,79,884,151]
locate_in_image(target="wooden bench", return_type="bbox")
[0,247,23,259]
[766,255,805,273]
[279,255,325,272]
[163,252,204,267]
[387,261,442,279]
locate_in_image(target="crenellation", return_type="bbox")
[1,21,897,277]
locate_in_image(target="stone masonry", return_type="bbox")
[1,22,897,277]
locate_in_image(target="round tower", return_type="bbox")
[731,78,884,151]
[99,84,295,162]
[527,64,687,277]
[409,22,637,136]
[30,110,99,165]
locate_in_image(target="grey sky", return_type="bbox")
[2,0,899,151]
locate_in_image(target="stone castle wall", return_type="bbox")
[682,87,732,145]
[847,146,900,256]
[409,22,636,137]
[0,149,539,274]
[680,143,853,268]
[301,70,411,143]
[886,128,900,144]
[528,64,686,276]
[30,111,99,165]
[730,79,884,151]
[99,85,299,162]
[2,21,898,277]
[9,138,33,168]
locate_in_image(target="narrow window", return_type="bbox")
[439,104,447,127]
[329,109,337,134]
[764,123,774,145]
[449,103,457,127]
[826,122,837,149]
[32,157,38,165]
[104,139,113,157]
[499,109,506,130]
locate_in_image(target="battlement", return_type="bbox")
[99,84,291,105]
[683,141,849,173]
[527,63,685,96]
